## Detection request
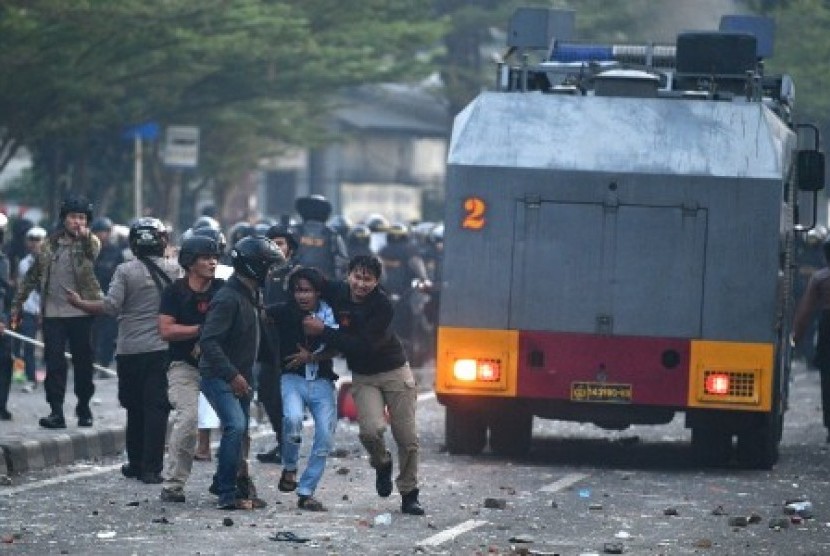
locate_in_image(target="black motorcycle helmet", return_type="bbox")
[266,224,299,254]
[178,236,220,270]
[90,216,113,233]
[59,194,94,222]
[228,221,255,246]
[128,217,168,258]
[183,226,228,253]
[230,236,285,285]
[193,215,220,231]
[295,194,332,222]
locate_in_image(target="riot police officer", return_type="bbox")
[293,195,348,279]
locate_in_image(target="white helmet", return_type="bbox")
[26,226,48,240]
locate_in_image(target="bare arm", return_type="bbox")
[158,313,200,342]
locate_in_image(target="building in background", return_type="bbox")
[258,82,449,224]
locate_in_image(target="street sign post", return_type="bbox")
[164,126,200,168]
[122,122,160,220]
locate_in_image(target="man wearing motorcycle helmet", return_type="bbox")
[199,236,284,510]
[67,217,181,484]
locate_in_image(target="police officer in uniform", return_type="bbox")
[293,195,348,280]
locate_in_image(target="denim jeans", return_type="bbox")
[281,373,337,497]
[201,376,250,505]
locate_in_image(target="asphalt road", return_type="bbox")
[0,361,828,555]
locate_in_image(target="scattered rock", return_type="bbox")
[484,498,507,509]
[711,505,728,516]
[603,541,624,554]
[589,503,603,511]
[508,535,533,543]
[223,517,234,527]
[1,535,14,544]
[329,448,350,458]
[152,517,171,524]
[336,467,350,475]
[693,538,713,549]
[663,507,678,516]
[748,513,763,524]
[768,517,790,530]
[550,501,558,509]
[784,501,813,519]
[728,516,748,527]
[126,501,140,507]
[342,494,349,501]
[500,486,517,495]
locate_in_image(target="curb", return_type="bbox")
[0,426,125,476]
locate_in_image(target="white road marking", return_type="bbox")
[0,463,124,496]
[418,519,489,547]
[540,472,589,493]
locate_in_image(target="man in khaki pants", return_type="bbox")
[157,236,224,502]
[303,254,424,515]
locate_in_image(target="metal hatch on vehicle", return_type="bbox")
[509,197,708,338]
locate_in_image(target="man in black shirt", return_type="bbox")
[303,255,425,515]
[158,236,223,503]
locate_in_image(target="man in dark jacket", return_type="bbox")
[199,236,284,510]
[303,254,425,515]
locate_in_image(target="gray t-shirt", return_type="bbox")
[101,257,182,355]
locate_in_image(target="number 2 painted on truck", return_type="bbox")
[463,197,486,230]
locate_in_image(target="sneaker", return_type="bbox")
[255,445,281,464]
[401,488,425,516]
[375,453,393,498]
[39,413,66,429]
[160,487,186,503]
[78,416,93,427]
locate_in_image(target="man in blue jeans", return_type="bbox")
[199,236,284,510]
[266,267,338,511]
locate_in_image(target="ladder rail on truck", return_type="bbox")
[436,8,826,469]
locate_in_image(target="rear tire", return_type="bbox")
[691,426,733,467]
[736,412,781,470]
[489,411,533,458]
[445,406,487,455]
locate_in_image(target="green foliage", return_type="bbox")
[0,0,445,222]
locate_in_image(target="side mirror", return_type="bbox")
[797,150,825,191]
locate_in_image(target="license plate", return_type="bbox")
[571,382,632,403]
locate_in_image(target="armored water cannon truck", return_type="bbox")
[436,8,825,468]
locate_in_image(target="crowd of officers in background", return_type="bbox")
[0,193,444,515]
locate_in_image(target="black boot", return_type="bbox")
[401,488,425,515]
[0,408,11,421]
[39,412,66,429]
[77,406,93,427]
[375,453,393,498]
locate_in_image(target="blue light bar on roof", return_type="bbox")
[550,43,614,62]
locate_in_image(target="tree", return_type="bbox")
[0,1,445,223]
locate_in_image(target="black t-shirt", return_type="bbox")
[159,277,225,365]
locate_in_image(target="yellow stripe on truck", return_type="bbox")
[687,340,774,411]
[436,327,518,396]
